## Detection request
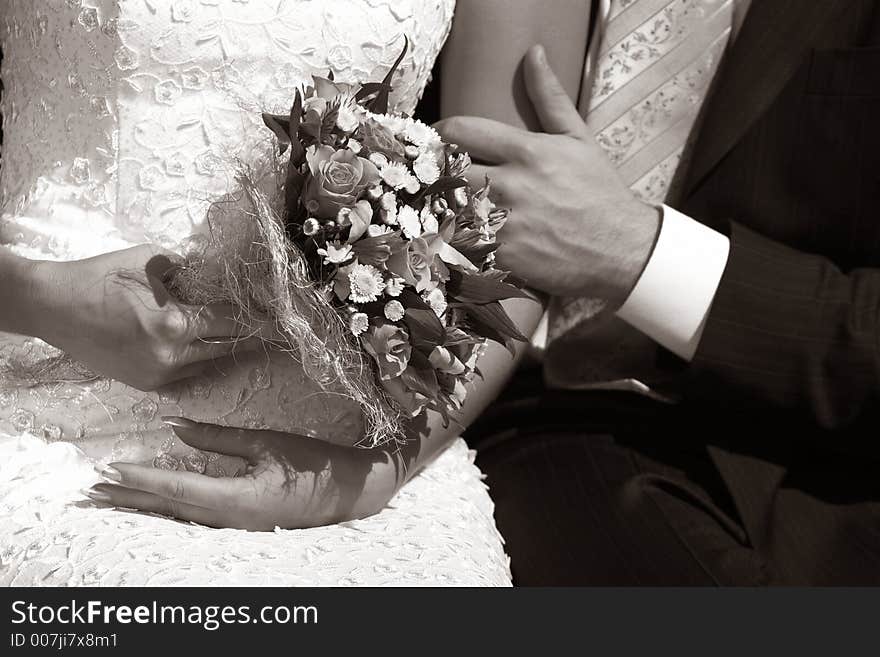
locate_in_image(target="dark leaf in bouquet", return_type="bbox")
[301,109,323,142]
[443,327,480,348]
[363,36,408,114]
[457,301,528,354]
[418,176,468,202]
[262,112,291,155]
[446,269,534,304]
[284,166,305,220]
[400,349,439,400]
[287,90,305,164]
[355,81,392,106]
[400,289,445,353]
[320,105,340,142]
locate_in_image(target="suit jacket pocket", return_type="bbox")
[807,47,880,97]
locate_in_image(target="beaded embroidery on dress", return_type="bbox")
[0,0,512,587]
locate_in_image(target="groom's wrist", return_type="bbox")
[604,200,662,306]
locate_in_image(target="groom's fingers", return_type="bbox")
[523,44,589,138]
[103,462,253,511]
[88,483,231,528]
[434,117,531,164]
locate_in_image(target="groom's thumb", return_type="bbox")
[523,45,587,138]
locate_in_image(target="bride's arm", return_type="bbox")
[0,250,49,337]
[376,0,594,488]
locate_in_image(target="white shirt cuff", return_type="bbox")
[616,205,730,361]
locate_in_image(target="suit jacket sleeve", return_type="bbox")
[685,221,880,431]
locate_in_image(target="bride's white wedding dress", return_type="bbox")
[0,0,512,586]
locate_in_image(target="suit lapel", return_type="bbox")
[681,0,851,197]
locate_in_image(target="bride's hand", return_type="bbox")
[29,244,263,391]
[85,417,402,530]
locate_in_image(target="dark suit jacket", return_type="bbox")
[661,0,880,583]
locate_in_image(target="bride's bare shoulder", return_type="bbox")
[440,0,592,128]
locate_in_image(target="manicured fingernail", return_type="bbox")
[161,416,197,429]
[82,487,111,503]
[94,465,122,483]
[535,44,547,63]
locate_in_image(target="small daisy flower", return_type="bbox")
[398,205,422,239]
[302,217,321,236]
[385,276,405,297]
[379,161,412,190]
[404,120,440,147]
[423,288,448,318]
[384,300,405,322]
[413,152,440,185]
[317,241,353,265]
[349,312,369,336]
[347,138,363,154]
[348,263,386,303]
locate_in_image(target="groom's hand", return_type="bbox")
[86,418,400,530]
[435,45,660,305]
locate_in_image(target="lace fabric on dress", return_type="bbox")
[0,0,513,587]
[0,0,453,470]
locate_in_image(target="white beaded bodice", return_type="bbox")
[0,0,455,471]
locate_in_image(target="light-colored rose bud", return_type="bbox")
[453,187,469,208]
[431,198,448,214]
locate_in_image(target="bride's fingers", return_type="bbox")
[162,418,263,463]
[100,462,254,511]
[85,483,231,528]
[187,303,260,339]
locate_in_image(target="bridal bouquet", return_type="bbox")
[173,42,528,444]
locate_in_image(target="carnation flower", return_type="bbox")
[423,287,448,317]
[347,138,362,154]
[384,300,405,322]
[385,276,405,297]
[317,241,353,265]
[348,263,385,303]
[380,161,414,190]
[398,205,421,239]
[349,312,369,336]
[413,152,440,185]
